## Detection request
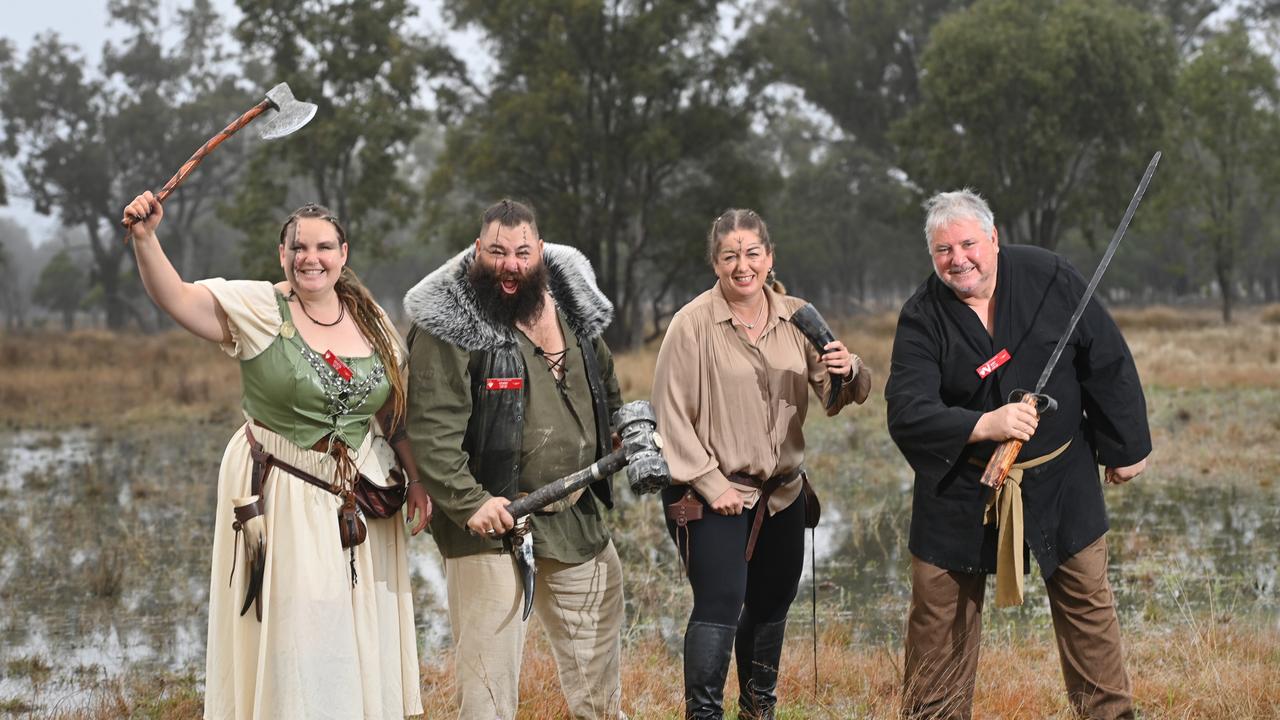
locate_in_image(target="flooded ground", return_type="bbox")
[1,402,1276,712]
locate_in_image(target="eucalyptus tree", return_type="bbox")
[0,0,251,329]
[892,0,1176,251]
[428,0,768,346]
[1167,23,1280,321]
[229,0,451,276]
[34,249,88,331]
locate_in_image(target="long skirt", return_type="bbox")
[203,420,423,719]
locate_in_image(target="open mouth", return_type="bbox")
[500,278,519,295]
[732,273,755,288]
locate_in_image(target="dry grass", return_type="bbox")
[0,330,241,429]
[50,619,1275,719]
[4,306,1279,718]
[3,304,1276,429]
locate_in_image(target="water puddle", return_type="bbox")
[2,413,1276,710]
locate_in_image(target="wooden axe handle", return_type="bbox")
[121,98,273,238]
[978,393,1040,490]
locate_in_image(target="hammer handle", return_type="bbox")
[121,98,273,237]
[978,393,1040,490]
[506,448,627,520]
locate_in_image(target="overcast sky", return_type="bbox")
[1,0,473,245]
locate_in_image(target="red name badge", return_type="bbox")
[322,350,354,381]
[976,348,1011,379]
[486,378,524,390]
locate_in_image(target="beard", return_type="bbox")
[468,258,549,328]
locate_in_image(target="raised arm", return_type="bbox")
[123,191,231,344]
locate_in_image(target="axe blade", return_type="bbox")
[790,303,842,410]
[260,83,318,140]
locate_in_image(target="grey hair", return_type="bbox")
[923,189,995,246]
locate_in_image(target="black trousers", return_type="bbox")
[662,485,807,627]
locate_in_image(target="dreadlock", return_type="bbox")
[280,204,406,431]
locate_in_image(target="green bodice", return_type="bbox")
[240,292,390,449]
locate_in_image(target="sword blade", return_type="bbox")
[1034,151,1161,394]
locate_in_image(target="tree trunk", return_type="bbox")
[1216,263,1234,324]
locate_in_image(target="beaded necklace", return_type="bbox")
[296,342,387,421]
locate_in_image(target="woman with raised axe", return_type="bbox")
[122,191,433,719]
[652,208,872,719]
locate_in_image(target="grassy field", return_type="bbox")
[1,304,1278,718]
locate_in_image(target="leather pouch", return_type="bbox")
[354,468,407,519]
[800,472,821,529]
[353,434,408,519]
[338,492,368,548]
[665,488,703,526]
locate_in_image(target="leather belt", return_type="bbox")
[253,419,349,455]
[244,422,344,497]
[730,468,802,562]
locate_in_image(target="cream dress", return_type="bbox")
[197,279,423,720]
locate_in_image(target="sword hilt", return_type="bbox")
[979,393,1041,490]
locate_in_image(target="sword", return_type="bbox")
[979,151,1161,490]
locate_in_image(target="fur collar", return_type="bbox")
[403,242,614,351]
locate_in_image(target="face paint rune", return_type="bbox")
[714,230,773,304]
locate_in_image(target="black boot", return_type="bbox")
[685,621,737,720]
[736,620,786,720]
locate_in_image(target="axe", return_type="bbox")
[503,400,670,619]
[121,82,317,237]
[790,303,843,410]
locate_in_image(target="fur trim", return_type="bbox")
[403,242,614,351]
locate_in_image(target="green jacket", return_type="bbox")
[403,243,622,559]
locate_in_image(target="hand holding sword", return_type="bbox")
[979,151,1161,490]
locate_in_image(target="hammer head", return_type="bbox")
[612,401,670,496]
[259,83,318,140]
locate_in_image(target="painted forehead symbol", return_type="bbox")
[724,232,762,251]
[491,223,535,247]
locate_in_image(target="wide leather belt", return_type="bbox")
[730,469,802,562]
[253,419,349,454]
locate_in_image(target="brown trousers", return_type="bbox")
[902,536,1133,720]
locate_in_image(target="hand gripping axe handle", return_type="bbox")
[502,400,669,620]
[120,82,317,239]
[505,400,670,519]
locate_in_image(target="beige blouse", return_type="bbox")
[652,282,871,514]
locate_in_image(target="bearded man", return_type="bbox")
[403,199,625,719]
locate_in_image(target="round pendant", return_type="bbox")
[280,320,296,339]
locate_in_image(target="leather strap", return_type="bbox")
[244,422,343,497]
[735,469,802,562]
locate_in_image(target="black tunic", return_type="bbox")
[885,245,1151,579]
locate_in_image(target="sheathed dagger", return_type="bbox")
[980,151,1161,490]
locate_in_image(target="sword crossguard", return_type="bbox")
[1008,389,1057,417]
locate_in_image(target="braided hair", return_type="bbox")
[279,204,406,430]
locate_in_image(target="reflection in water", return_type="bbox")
[1,415,1276,710]
[0,426,451,711]
[794,417,1279,643]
